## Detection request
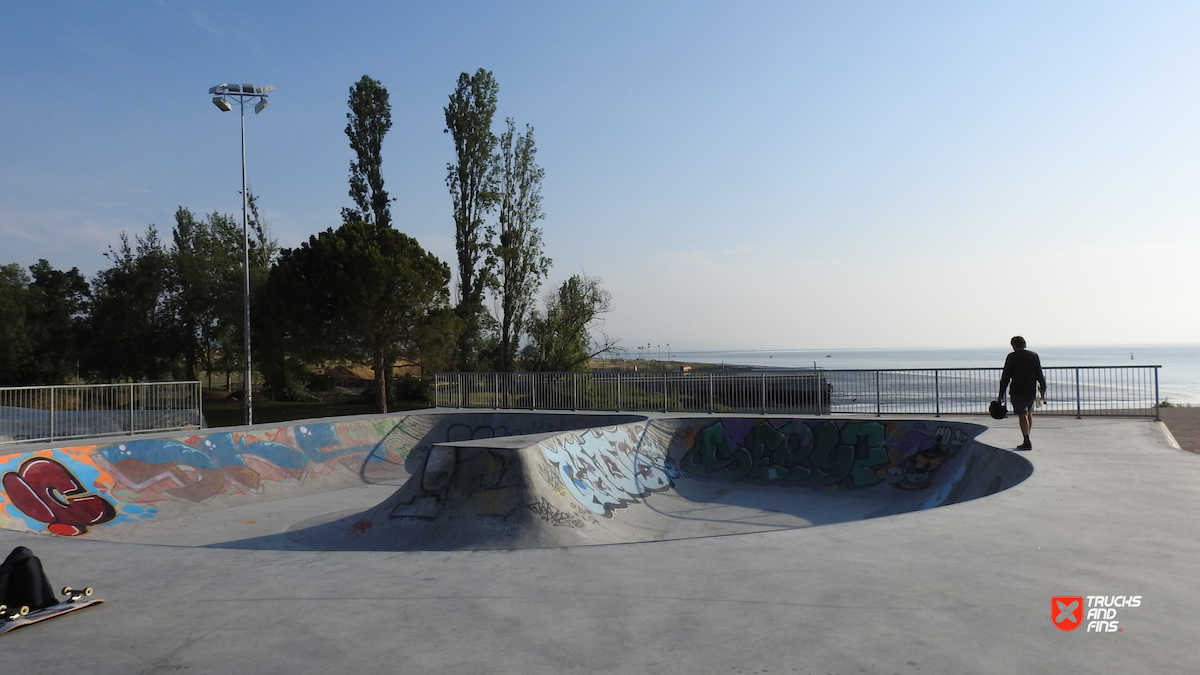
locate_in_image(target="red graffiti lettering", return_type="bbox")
[2,457,117,536]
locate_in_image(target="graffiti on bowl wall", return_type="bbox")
[537,425,679,517]
[676,419,969,490]
[0,419,399,536]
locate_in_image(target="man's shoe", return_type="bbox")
[1016,441,1032,451]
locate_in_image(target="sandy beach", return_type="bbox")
[1161,406,1200,453]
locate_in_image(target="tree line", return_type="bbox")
[0,69,620,410]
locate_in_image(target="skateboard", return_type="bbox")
[0,586,104,634]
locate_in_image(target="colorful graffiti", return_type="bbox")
[0,414,991,543]
[0,419,397,537]
[95,423,379,505]
[1,457,116,536]
[537,425,679,517]
[676,419,968,491]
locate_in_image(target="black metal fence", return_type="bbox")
[432,366,1161,419]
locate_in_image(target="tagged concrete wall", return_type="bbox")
[244,416,1032,551]
[1,412,1030,550]
[0,411,642,540]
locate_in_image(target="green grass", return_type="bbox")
[1159,399,1195,408]
[202,396,430,428]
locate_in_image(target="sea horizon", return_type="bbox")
[623,343,1200,405]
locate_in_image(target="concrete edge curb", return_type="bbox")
[1157,420,1184,451]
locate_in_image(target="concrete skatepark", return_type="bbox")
[0,408,1196,673]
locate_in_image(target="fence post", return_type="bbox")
[573,374,578,410]
[616,371,622,411]
[761,371,767,415]
[875,371,881,417]
[49,386,56,442]
[1154,367,1160,421]
[130,383,136,431]
[1080,365,1089,417]
[662,371,668,412]
[934,370,940,417]
[700,369,710,413]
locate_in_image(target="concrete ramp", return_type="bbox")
[0,411,643,546]
[214,416,1032,551]
[1,411,1030,549]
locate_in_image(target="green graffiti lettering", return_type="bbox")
[746,423,786,482]
[687,423,754,481]
[842,422,889,487]
[807,421,853,484]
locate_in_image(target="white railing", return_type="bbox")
[0,381,204,446]
[433,366,1162,419]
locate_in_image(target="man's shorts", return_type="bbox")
[1010,393,1037,415]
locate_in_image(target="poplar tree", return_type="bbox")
[344,75,393,228]
[490,119,550,371]
[444,68,499,369]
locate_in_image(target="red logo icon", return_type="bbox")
[1052,596,1084,631]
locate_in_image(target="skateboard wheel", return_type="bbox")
[62,586,72,595]
[84,587,93,596]
[18,606,28,616]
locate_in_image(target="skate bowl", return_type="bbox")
[0,411,1031,550]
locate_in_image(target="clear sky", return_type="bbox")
[3,1,1198,352]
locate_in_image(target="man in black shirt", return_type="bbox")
[998,336,1046,450]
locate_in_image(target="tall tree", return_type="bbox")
[489,119,551,371]
[343,75,393,228]
[170,207,247,387]
[525,274,620,372]
[25,260,90,383]
[171,207,212,380]
[245,189,280,270]
[227,190,279,390]
[266,221,453,412]
[444,68,499,369]
[0,264,32,383]
[83,227,183,380]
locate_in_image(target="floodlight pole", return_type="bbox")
[210,83,274,426]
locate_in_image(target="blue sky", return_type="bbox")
[3,1,1198,351]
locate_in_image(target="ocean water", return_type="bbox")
[667,344,1200,405]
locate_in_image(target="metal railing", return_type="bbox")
[432,366,1162,419]
[0,381,204,447]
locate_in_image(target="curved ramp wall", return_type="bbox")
[232,416,1032,551]
[0,411,643,541]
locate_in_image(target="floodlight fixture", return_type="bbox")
[254,98,268,114]
[213,96,232,111]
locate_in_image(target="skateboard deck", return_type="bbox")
[1,588,104,635]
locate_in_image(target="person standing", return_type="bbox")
[998,336,1047,450]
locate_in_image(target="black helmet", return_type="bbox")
[989,400,1008,420]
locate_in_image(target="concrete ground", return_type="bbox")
[1,413,1195,674]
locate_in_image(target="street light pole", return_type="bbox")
[209,82,274,425]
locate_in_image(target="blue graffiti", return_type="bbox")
[95,423,382,504]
